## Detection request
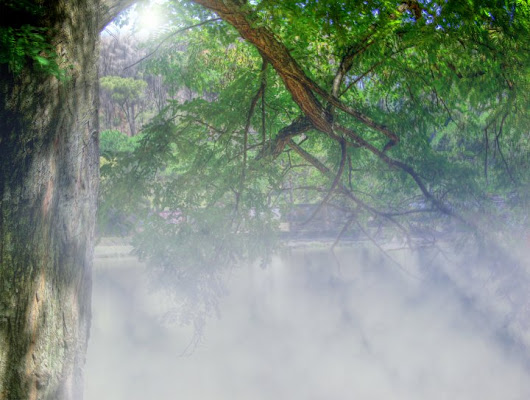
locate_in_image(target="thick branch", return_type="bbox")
[99,0,137,31]
[257,116,313,159]
[194,0,400,146]
[193,0,334,134]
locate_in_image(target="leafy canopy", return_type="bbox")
[100,76,148,105]
[0,1,68,78]
[99,0,530,325]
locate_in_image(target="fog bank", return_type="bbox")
[85,246,530,399]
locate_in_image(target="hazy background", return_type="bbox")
[85,245,530,400]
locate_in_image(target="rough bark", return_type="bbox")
[193,0,335,135]
[193,0,399,145]
[0,1,133,399]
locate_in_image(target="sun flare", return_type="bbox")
[138,8,162,35]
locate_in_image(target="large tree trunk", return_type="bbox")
[0,1,132,399]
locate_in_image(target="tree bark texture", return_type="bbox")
[192,0,335,135]
[0,0,133,398]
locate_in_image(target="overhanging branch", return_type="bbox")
[123,18,222,70]
[99,0,137,32]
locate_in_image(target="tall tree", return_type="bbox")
[100,75,148,136]
[0,1,133,399]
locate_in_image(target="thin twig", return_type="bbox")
[495,112,517,185]
[355,221,422,281]
[302,138,347,226]
[260,61,268,147]
[124,18,222,70]
[238,63,267,208]
[484,126,489,184]
[339,59,385,97]
[334,123,468,226]
[287,139,413,242]
[331,213,357,250]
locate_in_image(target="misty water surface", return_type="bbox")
[85,245,530,400]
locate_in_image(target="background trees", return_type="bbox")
[100,75,148,136]
[98,30,198,136]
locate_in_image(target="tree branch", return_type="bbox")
[192,0,334,134]
[339,59,385,97]
[124,18,222,70]
[285,138,444,244]
[194,0,402,148]
[261,60,268,146]
[302,138,347,226]
[257,116,313,159]
[494,112,517,185]
[334,124,454,216]
[193,0,478,236]
[241,68,266,189]
[99,0,137,32]
[331,213,357,250]
[332,31,378,97]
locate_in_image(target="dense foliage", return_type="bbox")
[99,0,530,328]
[0,1,68,78]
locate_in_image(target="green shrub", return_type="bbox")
[99,130,142,158]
